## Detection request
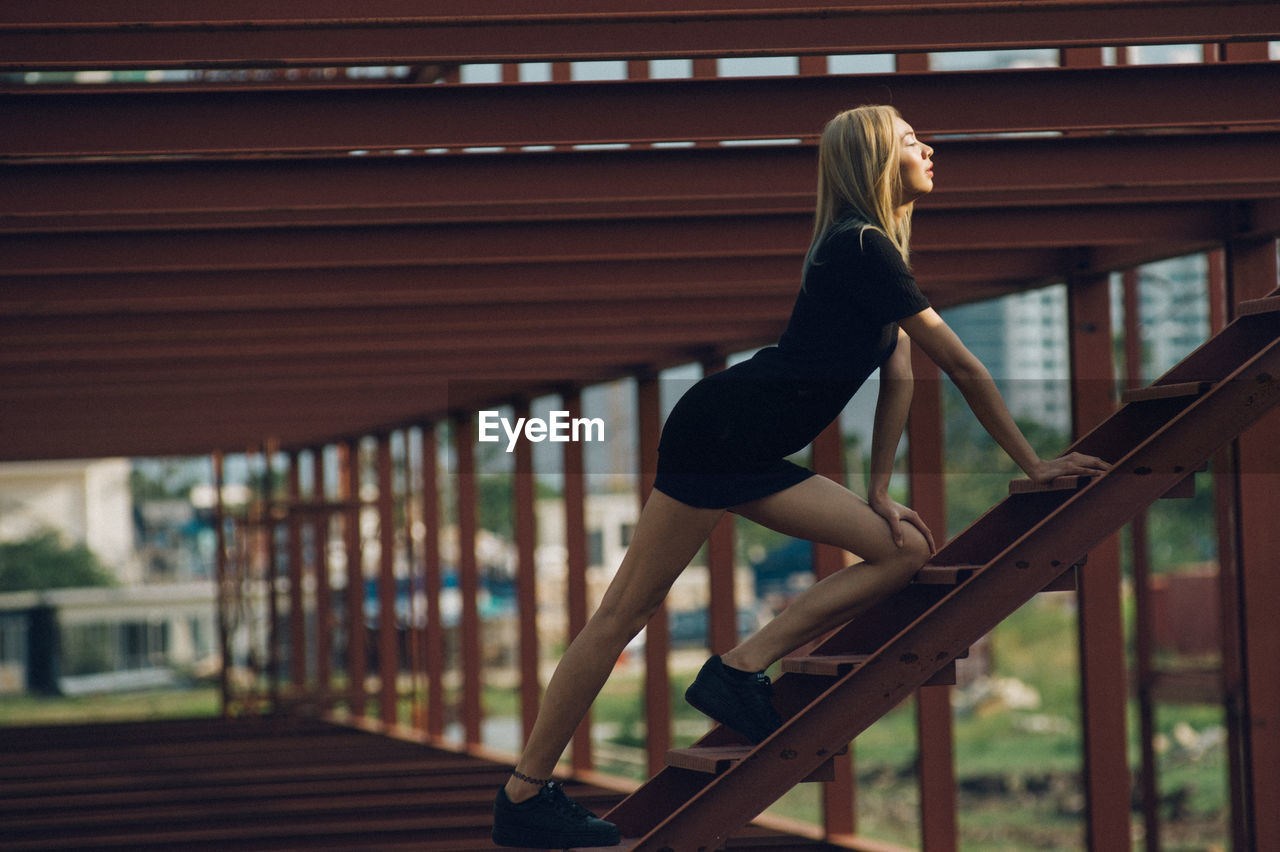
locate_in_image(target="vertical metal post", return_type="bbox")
[705,517,736,655]
[561,388,593,772]
[262,442,282,711]
[340,439,366,718]
[895,52,929,72]
[1124,268,1162,852]
[701,357,737,657]
[636,375,672,777]
[312,447,333,711]
[810,421,855,838]
[286,451,306,696]
[798,56,826,75]
[907,346,957,852]
[1207,249,1250,852]
[513,400,541,745]
[1223,42,1272,62]
[454,413,483,747]
[1225,236,1280,852]
[376,432,399,726]
[212,451,230,718]
[422,424,446,741]
[400,431,422,730]
[1067,272,1132,852]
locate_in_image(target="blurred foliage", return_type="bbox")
[0,530,117,592]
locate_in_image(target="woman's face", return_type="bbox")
[894,116,934,205]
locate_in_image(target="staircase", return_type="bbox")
[594,296,1280,851]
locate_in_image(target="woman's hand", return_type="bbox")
[1027,452,1110,485]
[868,492,937,553]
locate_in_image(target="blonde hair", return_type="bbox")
[807,105,912,265]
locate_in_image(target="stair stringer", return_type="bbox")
[602,331,1280,851]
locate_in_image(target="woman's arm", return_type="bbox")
[869,328,914,499]
[867,328,936,550]
[898,307,1109,483]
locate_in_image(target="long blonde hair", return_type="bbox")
[807,105,912,265]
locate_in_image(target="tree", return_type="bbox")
[0,530,117,592]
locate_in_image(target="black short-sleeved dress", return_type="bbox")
[652,220,931,509]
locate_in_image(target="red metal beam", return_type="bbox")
[421,425,446,742]
[0,203,1239,280]
[0,250,1068,315]
[286,453,307,693]
[5,63,1278,157]
[0,217,814,273]
[0,259,802,311]
[1,0,1255,21]
[7,131,1278,233]
[636,374,672,778]
[1225,237,1280,851]
[907,349,957,852]
[808,422,856,837]
[700,356,739,661]
[0,316,794,369]
[311,449,334,712]
[454,414,484,747]
[340,441,367,718]
[1067,272,1132,851]
[561,389,594,773]
[376,432,399,726]
[3,2,1276,70]
[512,401,540,745]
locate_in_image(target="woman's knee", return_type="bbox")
[889,524,932,573]
[593,590,662,640]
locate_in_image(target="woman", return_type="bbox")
[492,105,1107,849]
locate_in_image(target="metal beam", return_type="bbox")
[6,130,1280,235]
[5,63,1278,157]
[0,321,793,371]
[0,247,1091,321]
[0,301,793,350]
[0,259,801,312]
[3,2,1276,70]
[0,217,814,274]
[0,202,1238,279]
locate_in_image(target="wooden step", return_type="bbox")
[666,745,838,782]
[781,654,962,685]
[1121,380,1211,405]
[1010,468,1202,500]
[913,564,977,585]
[916,562,1077,591]
[1236,295,1280,317]
[1008,473,1099,495]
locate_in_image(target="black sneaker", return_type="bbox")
[492,780,621,849]
[684,655,783,743]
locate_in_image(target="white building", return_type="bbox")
[0,459,140,584]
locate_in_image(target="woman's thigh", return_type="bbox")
[732,475,928,565]
[595,488,725,620]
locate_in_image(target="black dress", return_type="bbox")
[652,220,931,509]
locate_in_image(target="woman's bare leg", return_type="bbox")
[723,475,932,673]
[504,489,724,802]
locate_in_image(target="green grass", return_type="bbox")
[0,686,221,726]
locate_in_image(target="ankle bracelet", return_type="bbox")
[511,769,551,787]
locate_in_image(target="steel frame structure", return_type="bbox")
[2,4,1278,851]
